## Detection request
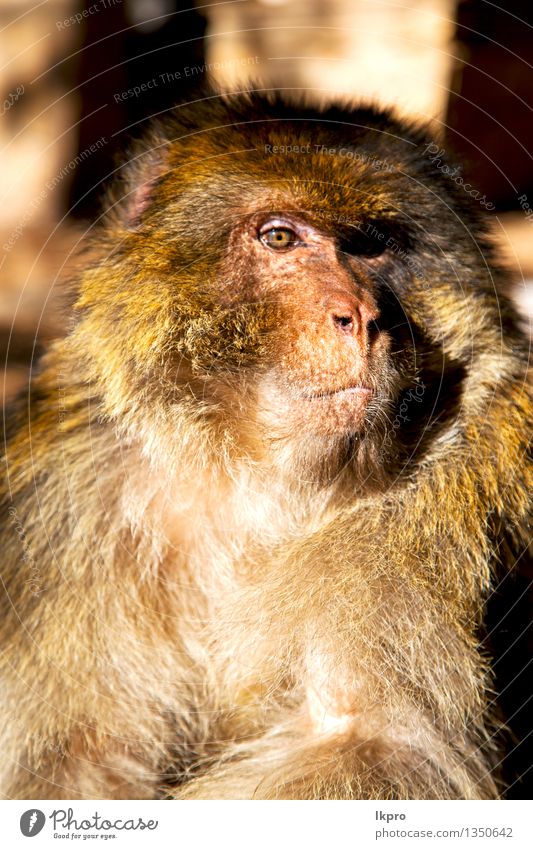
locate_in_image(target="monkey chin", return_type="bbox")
[258,381,374,439]
[300,386,374,435]
[254,377,384,489]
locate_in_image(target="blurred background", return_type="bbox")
[1,0,532,796]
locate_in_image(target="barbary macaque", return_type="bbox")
[0,92,531,800]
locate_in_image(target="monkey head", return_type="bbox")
[72,94,508,490]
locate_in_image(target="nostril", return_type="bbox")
[332,313,354,333]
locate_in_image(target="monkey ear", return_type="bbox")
[119,132,170,230]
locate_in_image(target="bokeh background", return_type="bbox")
[1,0,532,797]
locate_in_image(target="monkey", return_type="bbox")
[0,91,531,800]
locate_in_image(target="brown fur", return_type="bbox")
[0,92,531,799]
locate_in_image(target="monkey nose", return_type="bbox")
[325,292,373,337]
[331,311,355,334]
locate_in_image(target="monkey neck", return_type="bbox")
[139,453,345,564]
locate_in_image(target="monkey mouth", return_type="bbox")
[256,377,375,436]
[297,384,375,434]
[304,385,374,400]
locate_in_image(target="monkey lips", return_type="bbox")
[257,376,376,440]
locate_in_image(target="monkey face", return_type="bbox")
[85,95,502,485]
[219,210,396,441]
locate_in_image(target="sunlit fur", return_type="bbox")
[0,92,531,800]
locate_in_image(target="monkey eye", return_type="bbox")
[259,224,300,251]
